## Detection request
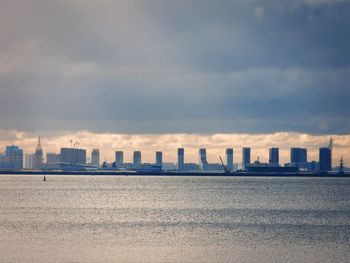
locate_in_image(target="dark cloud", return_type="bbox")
[0,0,349,134]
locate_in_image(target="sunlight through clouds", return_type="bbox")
[0,130,348,165]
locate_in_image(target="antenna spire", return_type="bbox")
[36,135,42,152]
[329,137,333,150]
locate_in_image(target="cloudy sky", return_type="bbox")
[0,0,349,163]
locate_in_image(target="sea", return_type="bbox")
[0,175,349,263]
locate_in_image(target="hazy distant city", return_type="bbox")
[0,136,345,175]
[0,1,349,262]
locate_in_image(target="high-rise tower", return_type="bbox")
[199,148,208,171]
[5,145,23,169]
[291,148,307,168]
[156,151,163,167]
[33,136,43,169]
[269,147,279,166]
[133,151,141,167]
[177,148,184,171]
[225,148,233,171]
[242,147,251,170]
[115,151,124,167]
[319,147,332,172]
[91,148,100,167]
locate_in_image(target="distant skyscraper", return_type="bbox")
[242,147,251,170]
[91,148,100,167]
[319,147,332,172]
[46,153,60,169]
[226,148,233,171]
[177,148,184,171]
[24,153,34,169]
[33,136,43,169]
[291,148,307,168]
[5,145,23,169]
[115,151,124,166]
[46,153,60,164]
[269,147,279,166]
[0,153,6,169]
[60,148,86,165]
[199,148,208,171]
[133,151,141,166]
[156,151,162,166]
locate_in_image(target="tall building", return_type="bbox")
[269,147,279,166]
[5,145,23,169]
[319,147,332,172]
[0,153,8,169]
[91,148,100,167]
[24,153,34,169]
[33,136,43,169]
[198,148,208,171]
[242,147,251,170]
[133,151,141,166]
[225,148,233,171]
[156,151,162,166]
[115,151,124,166]
[46,153,60,164]
[291,148,307,168]
[46,153,60,169]
[60,148,86,165]
[177,148,184,171]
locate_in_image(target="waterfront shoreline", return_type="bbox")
[1,170,349,177]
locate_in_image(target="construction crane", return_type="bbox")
[73,141,80,148]
[219,155,230,174]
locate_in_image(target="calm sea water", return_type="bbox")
[0,175,349,262]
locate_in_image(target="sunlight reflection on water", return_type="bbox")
[0,175,349,262]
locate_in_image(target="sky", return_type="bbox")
[0,0,349,164]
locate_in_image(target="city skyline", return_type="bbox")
[0,130,349,165]
[0,1,349,165]
[0,1,349,262]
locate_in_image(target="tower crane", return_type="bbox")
[75,141,80,148]
[219,155,230,174]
